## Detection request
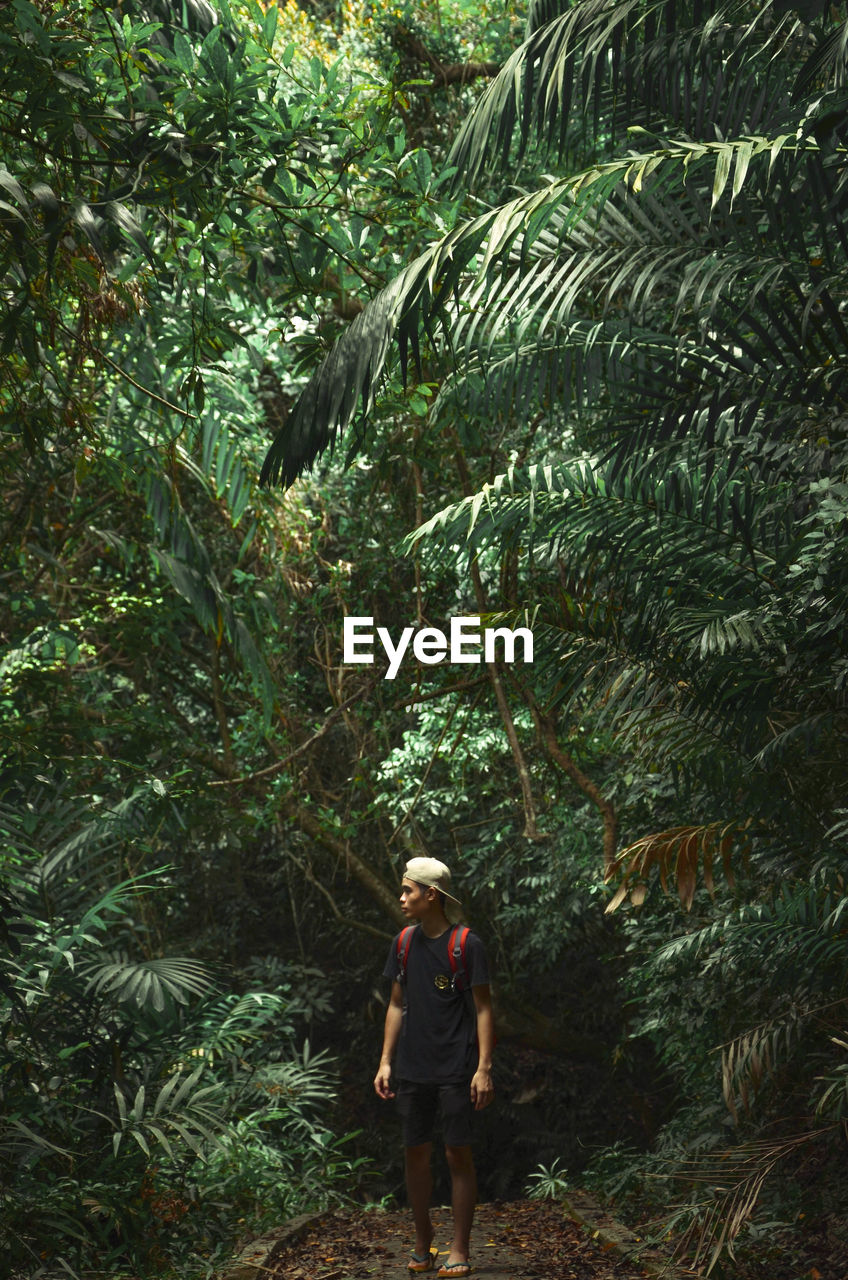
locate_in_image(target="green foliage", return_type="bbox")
[0,0,404,436]
[0,790,359,1277]
[4,0,844,1265]
[258,0,848,1264]
[260,0,848,901]
[0,4,618,1273]
[373,699,613,977]
[2,2,519,1264]
[525,1156,569,1199]
[596,874,848,1271]
[650,880,848,1123]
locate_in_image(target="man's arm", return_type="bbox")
[373,979,404,1099]
[470,984,495,1110]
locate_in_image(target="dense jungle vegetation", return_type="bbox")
[1,0,846,1277]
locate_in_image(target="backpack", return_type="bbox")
[395,923,496,1050]
[396,922,471,992]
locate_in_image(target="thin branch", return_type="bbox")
[535,708,618,874]
[392,674,489,708]
[83,340,195,419]
[296,857,393,943]
[208,684,374,787]
[453,435,545,840]
[283,798,405,927]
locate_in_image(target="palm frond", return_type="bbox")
[260,222,488,487]
[196,992,287,1061]
[793,20,848,99]
[815,1035,848,1120]
[408,455,788,586]
[262,133,817,488]
[252,1043,339,1113]
[605,821,747,910]
[85,954,215,1010]
[656,880,848,966]
[448,0,809,186]
[671,1129,837,1273]
[721,1008,812,1121]
[112,1066,226,1160]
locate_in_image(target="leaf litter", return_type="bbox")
[265,1200,652,1280]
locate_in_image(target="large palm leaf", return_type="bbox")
[451,0,812,183]
[260,0,848,490]
[408,454,792,735]
[260,131,828,488]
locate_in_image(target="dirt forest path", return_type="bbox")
[249,1200,664,1280]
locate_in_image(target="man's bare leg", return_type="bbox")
[405,1142,434,1256]
[444,1144,477,1265]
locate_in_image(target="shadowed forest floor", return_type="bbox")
[250,1197,848,1280]
[263,1201,655,1280]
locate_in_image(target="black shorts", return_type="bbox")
[396,1079,474,1148]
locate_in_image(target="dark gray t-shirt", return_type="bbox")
[383,926,490,1084]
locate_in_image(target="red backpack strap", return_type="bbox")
[396,925,416,981]
[447,925,470,991]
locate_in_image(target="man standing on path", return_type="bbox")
[374,858,495,1277]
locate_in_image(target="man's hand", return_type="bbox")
[374,1063,395,1100]
[470,1067,494,1110]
